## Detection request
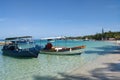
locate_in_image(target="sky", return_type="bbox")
[0,0,120,39]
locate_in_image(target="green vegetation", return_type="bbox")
[67,31,120,40]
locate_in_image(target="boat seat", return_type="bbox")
[54,47,63,52]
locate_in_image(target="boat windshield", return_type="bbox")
[17,42,35,49]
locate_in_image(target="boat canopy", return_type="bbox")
[40,36,66,40]
[5,36,32,40]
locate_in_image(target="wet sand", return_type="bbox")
[69,49,120,80]
[56,41,120,80]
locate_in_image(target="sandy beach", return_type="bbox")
[33,41,120,80]
[69,50,120,80]
[55,42,120,80]
[106,40,120,45]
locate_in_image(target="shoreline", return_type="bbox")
[56,42,120,80]
[70,51,120,79]
[104,40,120,45]
[0,41,11,46]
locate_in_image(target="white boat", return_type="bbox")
[40,46,85,55]
[40,37,86,55]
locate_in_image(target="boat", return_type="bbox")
[2,36,42,58]
[40,45,86,55]
[40,37,86,55]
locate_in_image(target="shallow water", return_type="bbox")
[0,40,117,80]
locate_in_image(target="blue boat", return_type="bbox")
[2,36,42,58]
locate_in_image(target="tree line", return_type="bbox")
[67,31,120,40]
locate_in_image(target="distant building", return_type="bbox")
[84,37,89,41]
[109,38,115,41]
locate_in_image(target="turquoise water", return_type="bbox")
[0,40,118,80]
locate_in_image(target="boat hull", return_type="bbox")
[2,49,39,58]
[40,49,83,55]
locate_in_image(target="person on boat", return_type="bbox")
[44,42,53,50]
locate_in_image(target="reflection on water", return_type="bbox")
[0,41,117,80]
